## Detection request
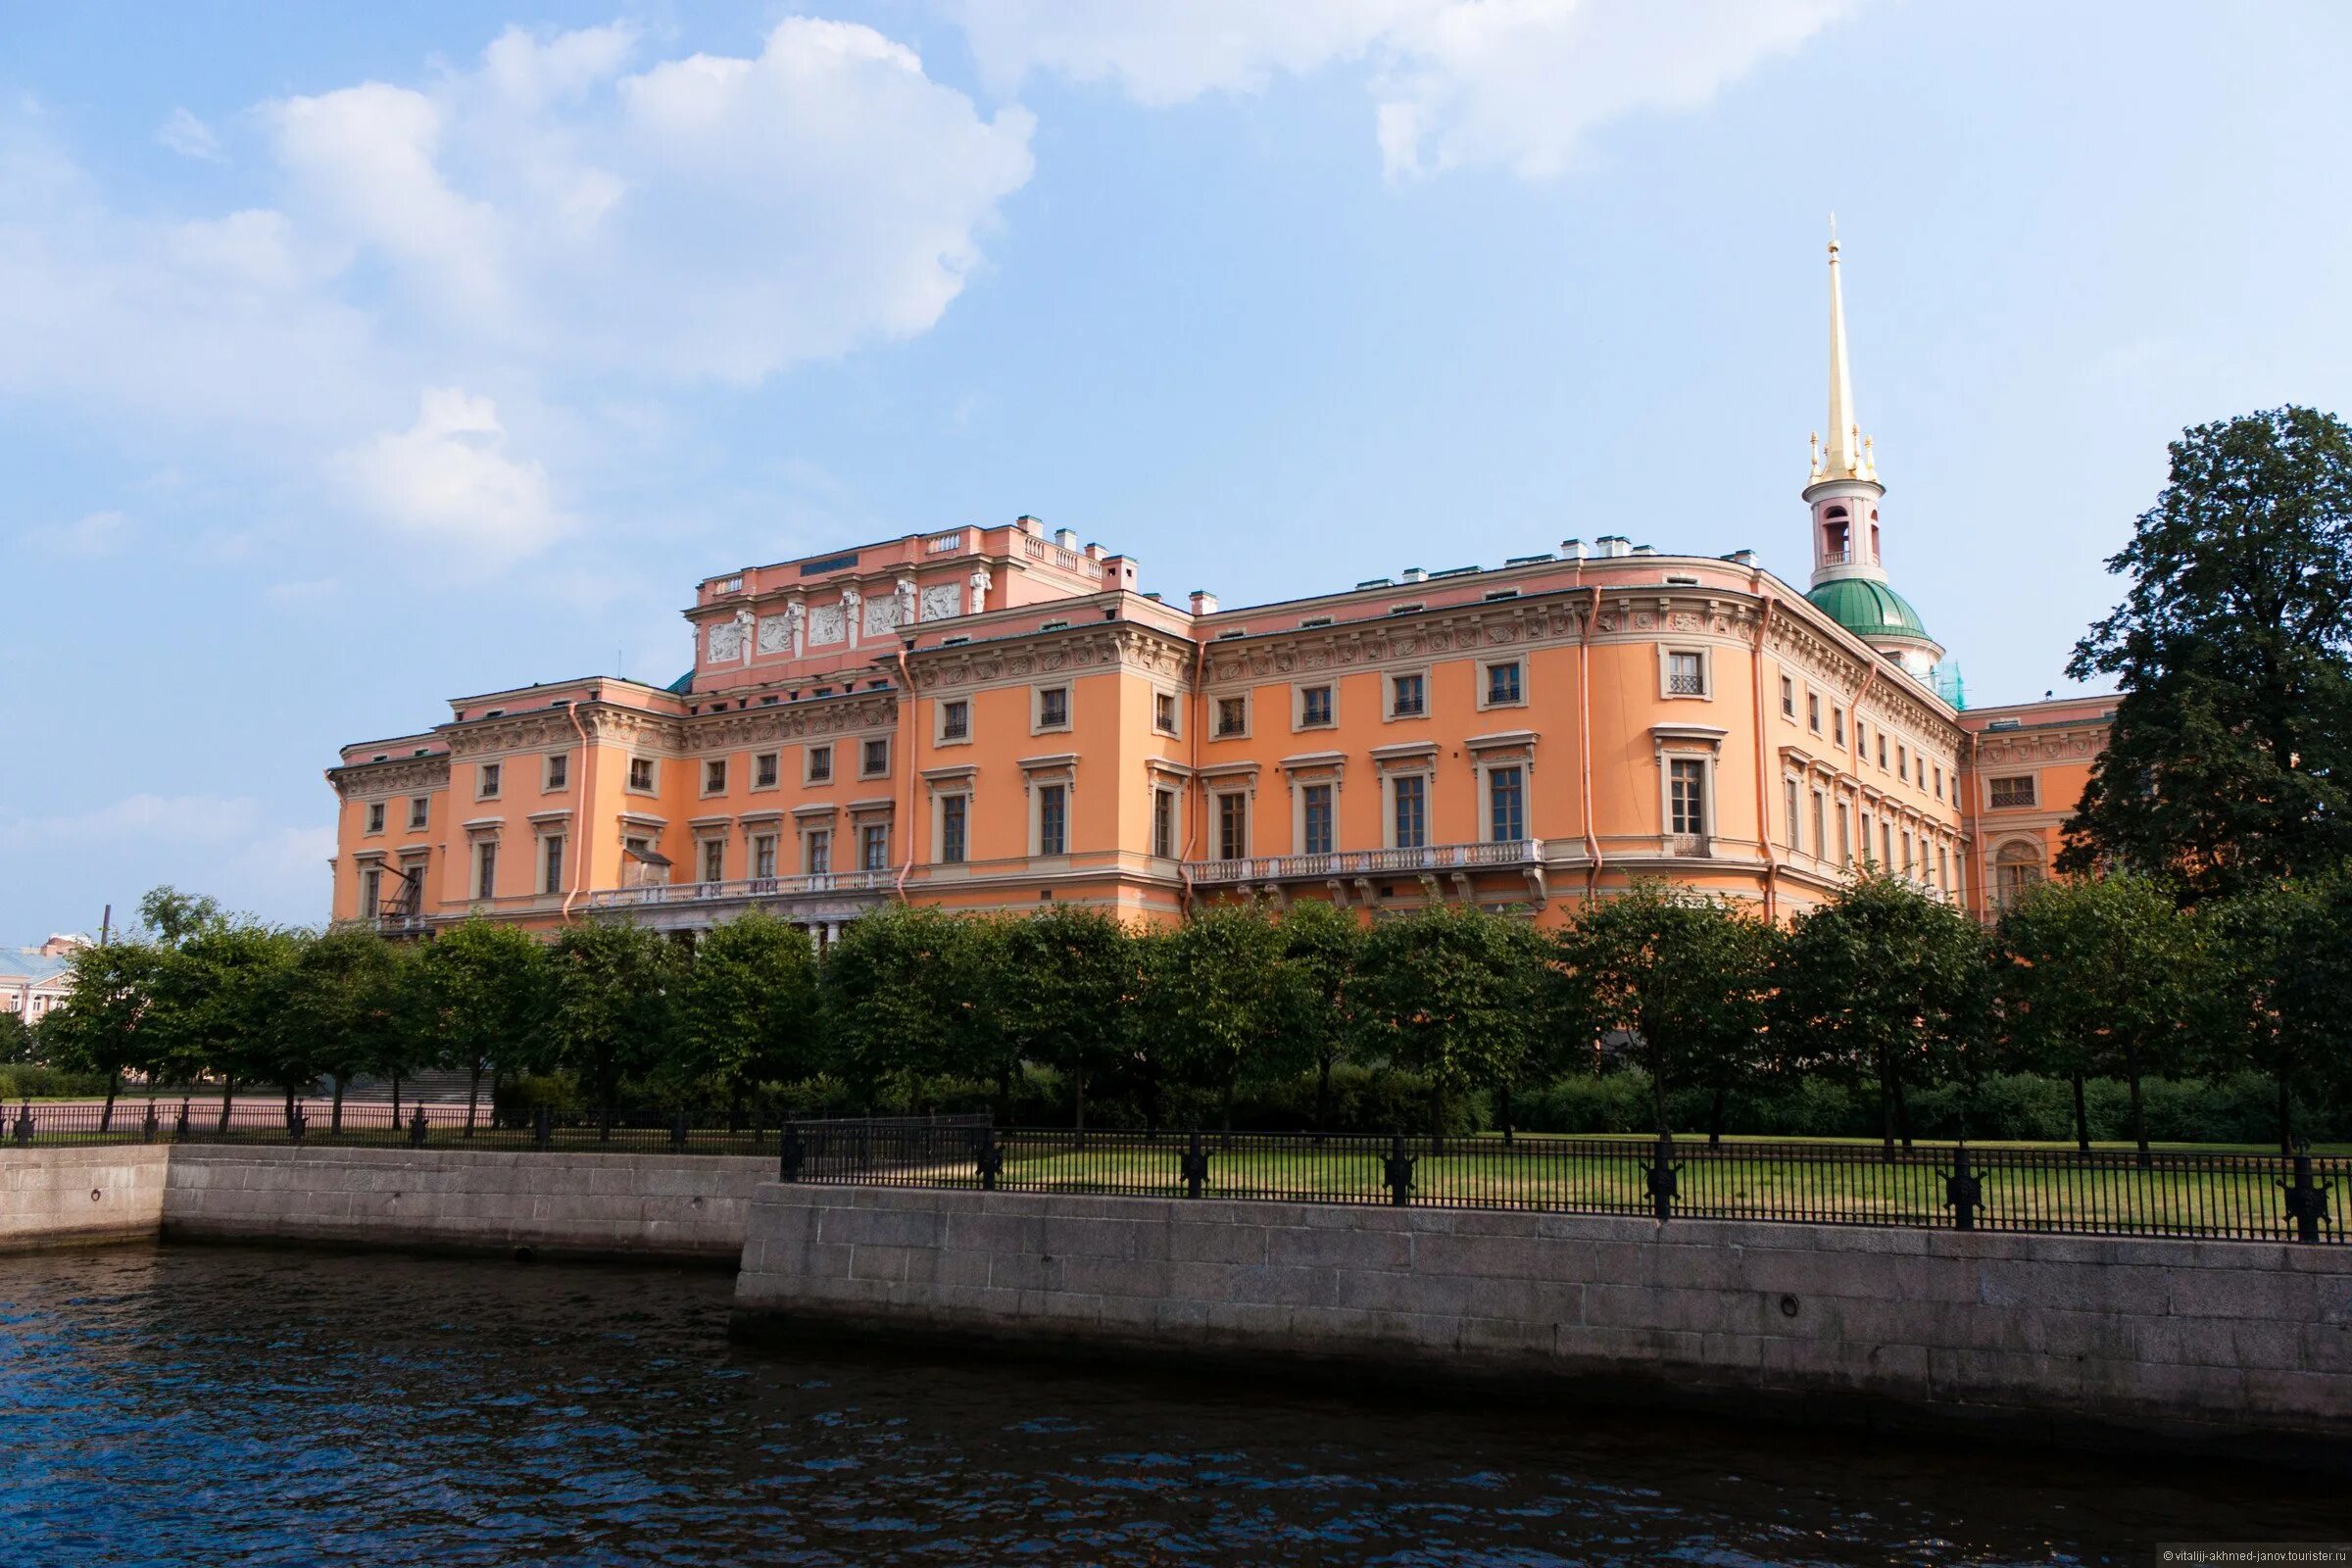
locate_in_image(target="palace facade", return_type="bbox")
[326,239,2104,938]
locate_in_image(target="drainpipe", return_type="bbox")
[1578,583,1604,901]
[562,700,595,922]
[893,644,918,905]
[1749,588,1780,922]
[1177,637,1208,914]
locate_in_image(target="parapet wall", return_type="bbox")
[0,1145,172,1251]
[733,1186,2352,1453]
[161,1146,770,1262]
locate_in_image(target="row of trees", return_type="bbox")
[35,868,2352,1153]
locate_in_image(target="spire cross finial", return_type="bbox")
[1828,211,1838,255]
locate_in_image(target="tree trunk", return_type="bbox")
[101,1078,118,1134]
[1220,1080,1235,1150]
[1707,1084,1725,1149]
[1314,1054,1333,1141]
[1498,1083,1515,1147]
[218,1078,236,1134]
[1430,1081,1446,1157]
[391,1071,403,1126]
[466,1059,483,1138]
[995,1063,1012,1126]
[282,1083,295,1124]
[2125,1044,2150,1167]
[2277,1069,2294,1157]
[1073,1070,1087,1135]
[2071,1070,2090,1154]
[1879,1063,1896,1164]
[1894,1077,1913,1153]
[1652,1053,1671,1146]
[331,1076,345,1133]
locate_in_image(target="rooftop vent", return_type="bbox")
[1985,717,2023,731]
[1299,615,1334,628]
[1054,528,1080,551]
[1560,539,1587,561]
[1664,573,1700,586]
[1399,566,1429,584]
[1356,577,1394,590]
[1484,588,1521,602]
[1190,589,1220,616]
[1388,602,1426,616]
[1215,628,1248,641]
[1039,618,1070,632]
[1431,565,1479,579]
[1630,544,1657,557]
[1504,553,1554,565]
[940,636,969,647]
[1724,549,1760,566]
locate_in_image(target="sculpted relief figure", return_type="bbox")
[969,564,993,612]
[707,616,745,663]
[808,601,846,646]
[920,581,962,621]
[757,612,794,655]
[733,607,756,665]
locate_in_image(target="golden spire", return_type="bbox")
[1818,217,1875,482]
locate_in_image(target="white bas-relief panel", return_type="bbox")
[920,582,963,621]
[863,595,904,639]
[707,620,745,662]
[757,614,794,654]
[808,604,847,646]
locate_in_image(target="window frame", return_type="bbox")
[1383,769,1432,852]
[476,762,503,801]
[1032,683,1073,735]
[1293,682,1336,731]
[753,752,780,790]
[1211,789,1250,861]
[625,756,656,794]
[1478,657,1526,711]
[1660,646,1711,701]
[1988,774,2037,808]
[804,743,834,786]
[1212,692,1250,739]
[365,801,386,836]
[544,753,568,793]
[1385,668,1431,721]
[1484,763,1527,845]
[860,736,891,779]
[935,698,972,747]
[408,796,429,830]
[1033,781,1070,858]
[702,758,728,797]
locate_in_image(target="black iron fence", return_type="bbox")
[2,1099,986,1158]
[775,1124,2345,1246]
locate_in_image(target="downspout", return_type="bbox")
[1178,637,1207,913]
[893,645,919,904]
[562,700,595,922]
[1578,583,1604,901]
[1749,589,1780,922]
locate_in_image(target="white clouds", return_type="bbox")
[24,510,128,557]
[335,388,567,564]
[0,796,336,925]
[156,107,223,162]
[950,0,1860,178]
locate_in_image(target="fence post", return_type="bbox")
[2283,1140,2331,1245]
[978,1125,1004,1193]
[408,1106,429,1148]
[670,1109,690,1153]
[174,1100,191,1142]
[1181,1128,1208,1200]
[1943,1141,1982,1232]
[288,1105,307,1146]
[142,1104,159,1144]
[533,1106,553,1151]
[778,1121,804,1184]
[11,1102,30,1147]
[1646,1132,1680,1223]
[1383,1132,1416,1207]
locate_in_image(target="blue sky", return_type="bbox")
[4,0,2349,935]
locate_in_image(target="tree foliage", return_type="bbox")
[1353,905,1546,1144]
[2063,407,2352,897]
[680,911,821,1105]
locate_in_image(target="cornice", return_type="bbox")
[1973,729,2105,768]
[442,710,584,759]
[909,623,1193,696]
[682,692,900,752]
[327,754,452,800]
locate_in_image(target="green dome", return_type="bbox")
[1807,577,1933,642]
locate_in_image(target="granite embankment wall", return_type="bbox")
[0,1145,172,1250]
[734,1186,2352,1452]
[159,1146,770,1261]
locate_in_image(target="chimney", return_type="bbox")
[1084,542,1104,562]
[1190,589,1220,616]
[1560,538,1587,561]
[1631,543,1656,557]
[1399,566,1429,585]
[1054,527,1080,551]
[1017,514,1044,536]
[1725,549,1760,567]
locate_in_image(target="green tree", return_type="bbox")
[1993,873,2206,1158]
[1276,900,1363,1134]
[41,941,172,1124]
[0,1009,34,1066]
[1148,902,1298,1136]
[278,927,414,1131]
[1775,874,1989,1158]
[997,906,1137,1132]
[1353,906,1544,1148]
[2203,874,2352,1154]
[2063,407,2352,897]
[137,886,224,946]
[417,918,550,1133]
[1554,881,1778,1145]
[820,906,977,1109]
[679,910,821,1110]
[549,920,681,1129]
[168,923,305,1128]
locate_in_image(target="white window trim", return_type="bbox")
[804,742,835,787]
[1291,680,1337,733]
[1150,783,1180,859]
[1030,682,1074,736]
[544,754,569,793]
[364,801,386,836]
[1288,771,1343,857]
[1650,725,1727,848]
[1658,645,1713,701]
[927,779,974,865]
[700,758,730,798]
[408,797,431,830]
[1383,666,1433,722]
[1209,786,1251,860]
[751,752,781,792]
[475,762,503,801]
[801,823,834,875]
[859,735,892,780]
[933,697,974,748]
[1475,756,1531,845]
[1476,656,1528,712]
[1986,774,2038,809]
[1380,767,1435,851]
[1152,686,1183,739]
[1029,777,1073,858]
[1210,690,1252,741]
[624,757,659,796]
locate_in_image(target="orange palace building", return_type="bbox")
[327,241,2106,940]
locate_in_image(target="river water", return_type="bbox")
[0,1246,2328,1565]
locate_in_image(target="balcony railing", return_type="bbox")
[581,870,892,911]
[1186,839,1544,886]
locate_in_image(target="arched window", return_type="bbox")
[1993,840,2043,910]
[1821,506,1850,564]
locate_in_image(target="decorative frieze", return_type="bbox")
[328,754,452,800]
[683,692,898,753]
[908,625,1192,696]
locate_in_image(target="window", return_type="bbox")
[1485,661,1524,707]
[1833,709,1845,747]
[1882,821,1893,868]
[1837,801,1852,866]
[1995,842,2043,908]
[701,839,725,882]
[939,795,968,864]
[1298,684,1334,729]
[1390,672,1426,718]
[1896,743,1908,778]
[805,828,832,875]
[1934,765,1943,801]
[474,841,498,900]
[1215,696,1247,737]
[1860,811,1873,863]
[860,824,890,871]
[940,700,970,742]
[1780,675,1796,718]
[478,762,502,800]
[1877,733,1887,769]
[1668,759,1707,837]
[1785,778,1801,850]
[546,754,568,792]
[366,802,386,835]
[807,745,833,784]
[1036,685,1071,731]
[360,866,381,917]
[409,797,429,829]
[1392,774,1428,850]
[753,834,777,879]
[862,738,890,777]
[1488,767,1525,843]
[1037,784,1068,857]
[627,757,655,792]
[1811,791,1826,858]
[1989,775,2036,808]
[544,835,567,895]
[1938,846,1951,892]
[704,759,727,794]
[1216,792,1248,860]
[1301,783,1335,856]
[1154,692,1179,735]
[755,753,779,788]
[623,834,651,858]
[1807,693,1822,734]
[1152,788,1177,858]
[1667,651,1706,698]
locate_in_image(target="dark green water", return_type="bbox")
[0,1246,2328,1565]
